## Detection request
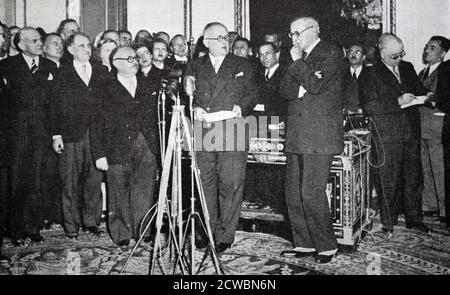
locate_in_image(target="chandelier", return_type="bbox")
[340,0,382,30]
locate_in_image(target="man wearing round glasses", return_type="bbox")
[184,22,259,253]
[280,16,346,264]
[360,33,430,235]
[91,46,159,247]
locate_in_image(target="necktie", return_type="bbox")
[352,71,357,80]
[422,66,430,80]
[214,59,221,74]
[30,59,38,74]
[80,64,90,86]
[265,70,270,81]
[393,66,401,83]
[301,51,308,61]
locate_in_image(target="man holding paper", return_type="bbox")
[360,33,429,234]
[184,22,258,253]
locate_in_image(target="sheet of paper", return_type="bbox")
[253,104,265,112]
[204,111,238,123]
[433,112,445,117]
[400,96,428,109]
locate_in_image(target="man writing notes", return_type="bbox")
[280,17,345,264]
[184,22,258,253]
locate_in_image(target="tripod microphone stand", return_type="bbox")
[119,93,223,275]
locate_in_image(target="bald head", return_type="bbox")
[379,33,405,67]
[203,22,229,57]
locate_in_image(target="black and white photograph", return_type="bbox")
[0,0,450,280]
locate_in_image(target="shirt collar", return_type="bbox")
[304,38,321,58]
[22,53,39,69]
[350,65,363,78]
[175,55,188,62]
[428,62,441,75]
[117,74,137,92]
[73,59,91,69]
[265,63,280,79]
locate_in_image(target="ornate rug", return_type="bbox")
[1,216,449,275]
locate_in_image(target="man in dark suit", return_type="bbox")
[419,36,449,220]
[343,42,370,113]
[360,33,429,234]
[0,27,57,246]
[245,41,287,209]
[51,32,107,239]
[0,26,8,258]
[56,19,79,66]
[279,17,345,264]
[436,54,450,230]
[184,22,258,253]
[91,46,160,246]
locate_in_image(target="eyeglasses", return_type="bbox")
[346,49,363,55]
[113,56,140,63]
[390,50,406,60]
[288,26,314,39]
[205,35,231,42]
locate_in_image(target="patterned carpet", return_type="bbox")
[1,215,449,275]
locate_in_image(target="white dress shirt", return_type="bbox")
[118,74,137,98]
[73,60,92,85]
[22,53,40,69]
[350,65,363,79]
[209,53,226,73]
[265,63,280,80]
[174,55,188,62]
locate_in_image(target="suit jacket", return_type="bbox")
[184,53,259,151]
[50,61,110,143]
[0,66,10,166]
[436,60,450,144]
[280,40,346,155]
[255,64,287,121]
[0,54,57,153]
[90,75,160,164]
[342,65,369,112]
[360,60,426,143]
[418,64,442,140]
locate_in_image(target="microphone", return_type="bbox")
[184,76,196,98]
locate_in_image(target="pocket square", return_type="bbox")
[48,73,54,81]
[235,72,244,78]
[152,91,157,96]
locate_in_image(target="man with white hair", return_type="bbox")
[184,22,258,253]
[0,27,57,246]
[280,16,345,264]
[360,33,429,234]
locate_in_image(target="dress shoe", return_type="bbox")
[406,222,431,233]
[11,239,26,247]
[314,253,336,264]
[381,227,393,235]
[85,226,104,236]
[26,234,44,243]
[117,240,130,247]
[215,243,231,253]
[280,250,316,258]
[66,232,79,239]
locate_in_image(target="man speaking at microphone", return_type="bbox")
[184,22,258,253]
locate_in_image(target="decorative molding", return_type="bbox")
[382,0,396,33]
[390,0,396,34]
[234,0,243,35]
[183,0,192,39]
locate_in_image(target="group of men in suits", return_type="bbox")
[2,15,450,266]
